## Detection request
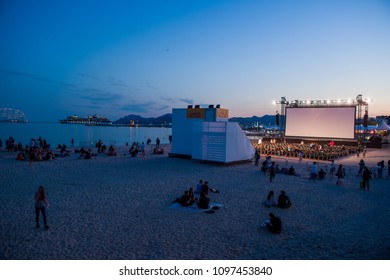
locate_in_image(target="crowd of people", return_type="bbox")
[0,135,169,162]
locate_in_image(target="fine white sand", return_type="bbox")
[0,144,389,260]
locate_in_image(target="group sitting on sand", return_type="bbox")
[76,147,97,159]
[265,190,292,208]
[174,180,220,209]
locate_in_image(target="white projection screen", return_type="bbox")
[285,106,356,139]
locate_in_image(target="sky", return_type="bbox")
[0,0,389,122]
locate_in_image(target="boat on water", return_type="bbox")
[59,115,112,125]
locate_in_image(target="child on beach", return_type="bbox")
[34,186,49,229]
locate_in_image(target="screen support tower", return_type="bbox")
[356,94,370,143]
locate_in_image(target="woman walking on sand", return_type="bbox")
[35,186,49,229]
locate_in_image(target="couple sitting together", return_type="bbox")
[265,190,292,208]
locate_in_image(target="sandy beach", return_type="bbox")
[1,144,389,260]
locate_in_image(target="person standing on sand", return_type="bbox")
[329,159,336,179]
[310,161,318,178]
[362,166,371,191]
[377,160,385,179]
[156,138,160,148]
[269,162,276,182]
[357,159,365,176]
[35,186,49,229]
[254,149,260,166]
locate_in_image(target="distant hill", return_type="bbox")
[113,113,282,127]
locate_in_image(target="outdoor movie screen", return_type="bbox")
[285,106,356,139]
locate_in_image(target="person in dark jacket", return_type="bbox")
[362,166,372,191]
[264,212,282,234]
[277,190,292,208]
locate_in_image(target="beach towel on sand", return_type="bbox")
[169,202,223,213]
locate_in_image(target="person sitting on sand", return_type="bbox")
[265,191,277,208]
[288,166,296,176]
[153,147,164,154]
[195,180,203,194]
[277,190,292,208]
[16,151,26,161]
[180,190,196,207]
[264,212,282,234]
[318,168,326,180]
[197,191,210,209]
[107,145,117,156]
[202,181,219,194]
[60,144,70,157]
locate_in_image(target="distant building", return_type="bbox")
[0,108,28,123]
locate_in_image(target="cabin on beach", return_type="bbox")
[169,105,255,164]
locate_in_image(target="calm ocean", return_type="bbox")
[0,122,172,147]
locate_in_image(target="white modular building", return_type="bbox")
[169,106,255,164]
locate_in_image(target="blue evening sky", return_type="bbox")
[1,0,389,122]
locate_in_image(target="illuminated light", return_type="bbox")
[367,98,371,104]
[347,99,352,104]
[272,100,276,105]
[337,99,341,104]
[307,100,310,104]
[327,100,331,104]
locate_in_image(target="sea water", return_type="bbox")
[0,122,172,147]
